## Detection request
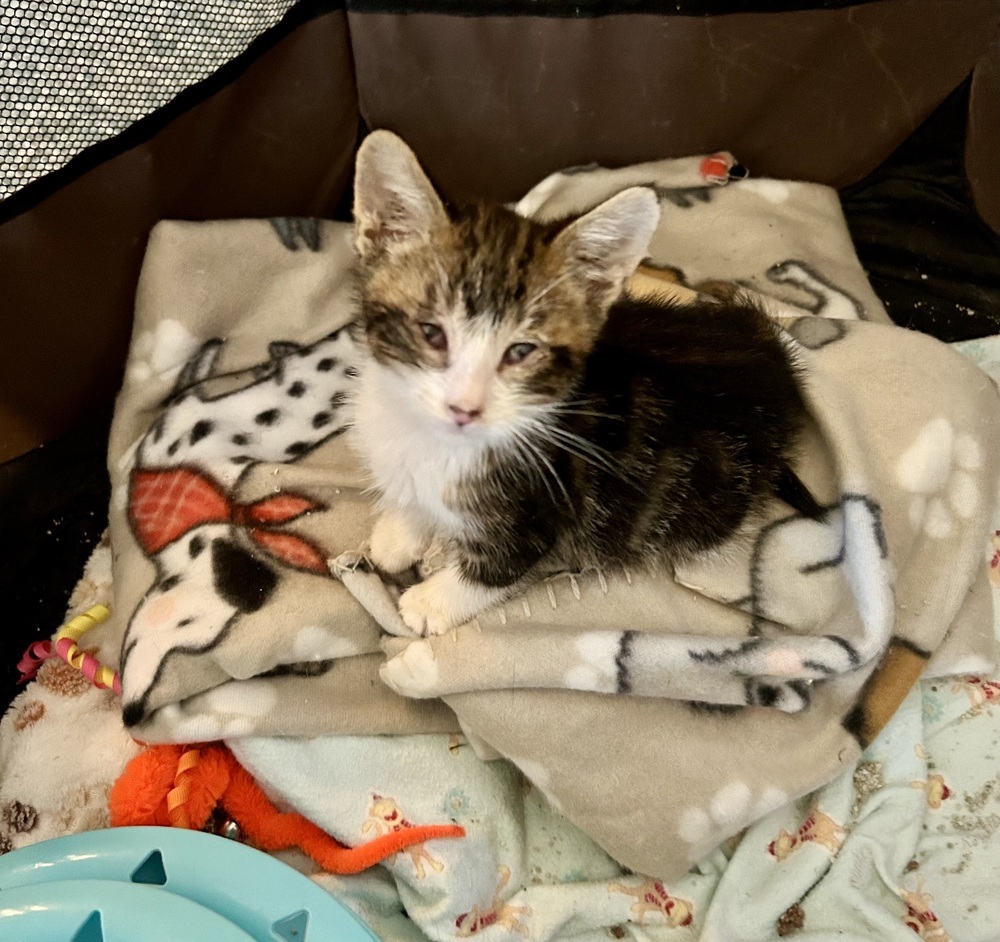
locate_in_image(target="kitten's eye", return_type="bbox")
[418,322,447,351]
[502,342,538,366]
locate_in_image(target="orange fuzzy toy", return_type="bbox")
[109,743,465,874]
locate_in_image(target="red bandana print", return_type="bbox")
[129,467,329,574]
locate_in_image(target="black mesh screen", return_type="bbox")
[1,0,296,200]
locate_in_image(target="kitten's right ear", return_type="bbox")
[354,131,448,259]
[552,187,660,307]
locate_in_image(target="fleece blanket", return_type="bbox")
[97,155,1000,884]
[3,332,1000,938]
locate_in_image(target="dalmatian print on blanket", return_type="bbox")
[119,327,357,724]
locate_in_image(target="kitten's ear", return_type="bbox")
[553,187,660,303]
[354,131,448,259]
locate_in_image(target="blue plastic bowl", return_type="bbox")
[0,826,383,942]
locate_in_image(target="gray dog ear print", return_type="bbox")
[766,261,866,320]
[169,339,223,401]
[269,217,322,252]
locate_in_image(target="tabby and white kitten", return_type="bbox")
[350,131,818,636]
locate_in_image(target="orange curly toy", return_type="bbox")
[109,743,464,874]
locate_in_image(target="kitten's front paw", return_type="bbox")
[368,510,430,574]
[398,573,461,637]
[398,565,506,637]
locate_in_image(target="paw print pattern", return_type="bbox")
[896,419,982,540]
[126,318,203,386]
[678,781,788,854]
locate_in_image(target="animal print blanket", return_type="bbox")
[6,514,1000,941]
[102,156,999,883]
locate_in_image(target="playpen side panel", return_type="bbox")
[0,9,359,462]
[347,2,995,204]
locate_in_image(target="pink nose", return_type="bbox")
[449,405,481,426]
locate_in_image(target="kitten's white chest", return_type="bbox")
[351,362,479,534]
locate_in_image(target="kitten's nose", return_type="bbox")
[448,404,482,426]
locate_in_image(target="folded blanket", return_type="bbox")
[4,445,1000,940]
[105,157,999,881]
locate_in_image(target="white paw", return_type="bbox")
[397,567,505,637]
[379,640,440,696]
[368,510,430,574]
[398,573,461,637]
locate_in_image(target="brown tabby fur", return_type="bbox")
[355,196,820,591]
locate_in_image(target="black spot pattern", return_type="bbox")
[756,684,780,707]
[288,381,307,397]
[159,574,180,592]
[189,535,205,558]
[255,409,280,426]
[211,538,278,613]
[189,419,213,445]
[317,358,336,372]
[177,617,194,628]
[312,412,332,429]
[166,439,181,457]
[231,455,253,465]
[231,433,250,446]
[285,441,310,457]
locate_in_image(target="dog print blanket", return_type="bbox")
[100,155,999,882]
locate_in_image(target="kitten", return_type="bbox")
[350,131,819,636]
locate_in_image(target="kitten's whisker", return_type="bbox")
[528,420,631,482]
[502,435,546,494]
[549,406,625,422]
[520,435,572,510]
[531,399,625,424]
[509,430,571,510]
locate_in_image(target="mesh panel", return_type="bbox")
[0,0,297,201]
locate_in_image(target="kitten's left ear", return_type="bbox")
[553,187,661,304]
[354,131,449,260]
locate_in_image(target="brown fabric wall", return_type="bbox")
[348,1,997,204]
[967,35,1000,236]
[0,7,358,463]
